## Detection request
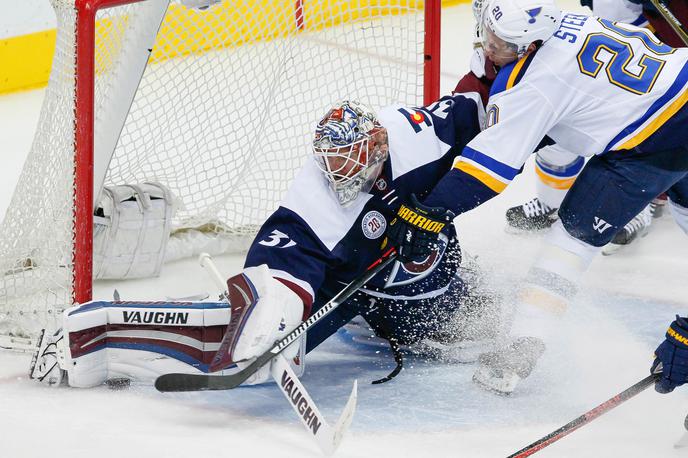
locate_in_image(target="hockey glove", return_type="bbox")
[386,194,455,263]
[651,315,688,393]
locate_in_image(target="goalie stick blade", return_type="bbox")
[332,379,358,452]
[270,354,358,456]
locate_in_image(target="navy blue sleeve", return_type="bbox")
[423,166,499,215]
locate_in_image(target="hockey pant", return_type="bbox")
[559,150,688,248]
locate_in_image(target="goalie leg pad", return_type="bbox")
[56,300,235,387]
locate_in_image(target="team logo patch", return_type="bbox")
[361,211,386,239]
[526,7,542,23]
[410,111,425,123]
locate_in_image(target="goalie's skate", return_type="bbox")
[505,198,558,233]
[472,336,545,395]
[29,329,67,387]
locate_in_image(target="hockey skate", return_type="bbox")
[472,336,545,395]
[29,328,67,387]
[505,198,558,232]
[602,206,652,255]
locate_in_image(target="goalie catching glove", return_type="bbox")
[210,265,304,384]
[386,193,455,262]
[652,315,688,393]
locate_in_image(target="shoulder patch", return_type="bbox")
[361,211,386,239]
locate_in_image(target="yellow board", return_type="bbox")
[0,29,57,93]
[0,0,467,95]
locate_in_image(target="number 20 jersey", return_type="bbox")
[464,12,688,193]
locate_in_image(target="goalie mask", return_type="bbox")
[312,101,389,206]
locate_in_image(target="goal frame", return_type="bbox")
[69,0,441,307]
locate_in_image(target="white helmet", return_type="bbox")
[482,0,561,57]
[312,101,389,206]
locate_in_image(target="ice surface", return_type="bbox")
[1,2,687,457]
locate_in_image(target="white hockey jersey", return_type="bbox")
[456,12,688,196]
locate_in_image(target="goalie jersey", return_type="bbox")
[244,92,484,313]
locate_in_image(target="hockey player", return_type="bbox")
[29,95,496,389]
[405,0,688,394]
[505,0,687,253]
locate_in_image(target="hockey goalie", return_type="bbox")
[29,91,518,391]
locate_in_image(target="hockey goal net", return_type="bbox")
[0,0,439,348]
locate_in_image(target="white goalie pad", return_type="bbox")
[49,300,307,389]
[93,182,176,279]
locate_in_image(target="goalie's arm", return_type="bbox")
[244,206,341,315]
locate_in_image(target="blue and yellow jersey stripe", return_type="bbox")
[607,60,688,151]
[489,51,538,97]
[534,156,584,190]
[454,146,520,193]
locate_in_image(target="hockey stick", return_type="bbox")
[155,248,398,392]
[650,0,688,46]
[198,253,357,455]
[506,372,660,458]
[271,352,357,456]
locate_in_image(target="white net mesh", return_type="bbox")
[0,0,425,343]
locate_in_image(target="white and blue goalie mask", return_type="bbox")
[312,101,389,206]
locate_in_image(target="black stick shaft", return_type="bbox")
[506,373,660,458]
[650,0,688,46]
